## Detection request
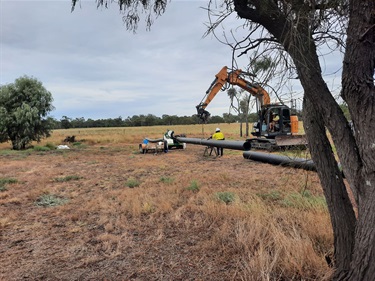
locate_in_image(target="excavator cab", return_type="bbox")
[252,104,293,138]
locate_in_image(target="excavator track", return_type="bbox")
[248,135,307,151]
[275,135,307,149]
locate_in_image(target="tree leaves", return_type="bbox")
[0,76,54,150]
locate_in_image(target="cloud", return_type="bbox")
[1,0,343,120]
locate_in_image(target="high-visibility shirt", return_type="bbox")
[212,132,225,140]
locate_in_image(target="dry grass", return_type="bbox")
[0,124,333,281]
[0,121,305,149]
[45,124,246,147]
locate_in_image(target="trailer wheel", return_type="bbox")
[176,143,186,149]
[139,144,146,154]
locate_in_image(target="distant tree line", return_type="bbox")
[52,106,313,130]
[52,113,261,129]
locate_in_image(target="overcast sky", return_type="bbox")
[1,0,342,120]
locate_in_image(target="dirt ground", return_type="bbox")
[0,142,328,281]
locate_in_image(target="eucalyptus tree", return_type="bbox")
[210,2,374,280]
[207,2,374,278]
[0,76,55,150]
[243,56,277,136]
[227,87,254,137]
[60,116,73,129]
[71,0,374,279]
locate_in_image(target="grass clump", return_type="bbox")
[0,178,18,192]
[257,189,327,210]
[0,149,31,159]
[126,178,140,188]
[35,194,68,207]
[215,191,236,204]
[142,202,155,214]
[45,142,56,150]
[160,176,174,184]
[33,145,51,152]
[257,190,282,202]
[186,180,200,192]
[281,191,327,210]
[54,175,82,182]
[72,142,87,149]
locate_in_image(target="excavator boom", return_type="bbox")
[196,66,270,122]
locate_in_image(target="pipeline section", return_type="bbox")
[175,137,316,172]
[243,151,316,171]
[145,138,164,143]
[176,137,251,151]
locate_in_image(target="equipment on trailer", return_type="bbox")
[139,138,166,154]
[196,66,306,150]
[139,129,186,154]
[163,129,186,150]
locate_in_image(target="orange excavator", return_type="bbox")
[196,66,306,150]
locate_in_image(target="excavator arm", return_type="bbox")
[196,66,271,122]
[196,66,228,122]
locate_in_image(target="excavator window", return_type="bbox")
[274,110,281,132]
[266,108,280,132]
[282,108,291,133]
[264,110,272,132]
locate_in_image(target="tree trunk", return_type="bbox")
[233,0,374,278]
[338,0,375,279]
[264,13,358,274]
[245,120,249,137]
[303,96,356,273]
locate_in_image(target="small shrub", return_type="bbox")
[35,194,68,207]
[54,175,81,182]
[215,191,236,204]
[126,178,140,188]
[187,180,200,192]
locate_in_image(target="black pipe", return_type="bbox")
[145,138,164,143]
[243,151,316,171]
[176,137,251,151]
